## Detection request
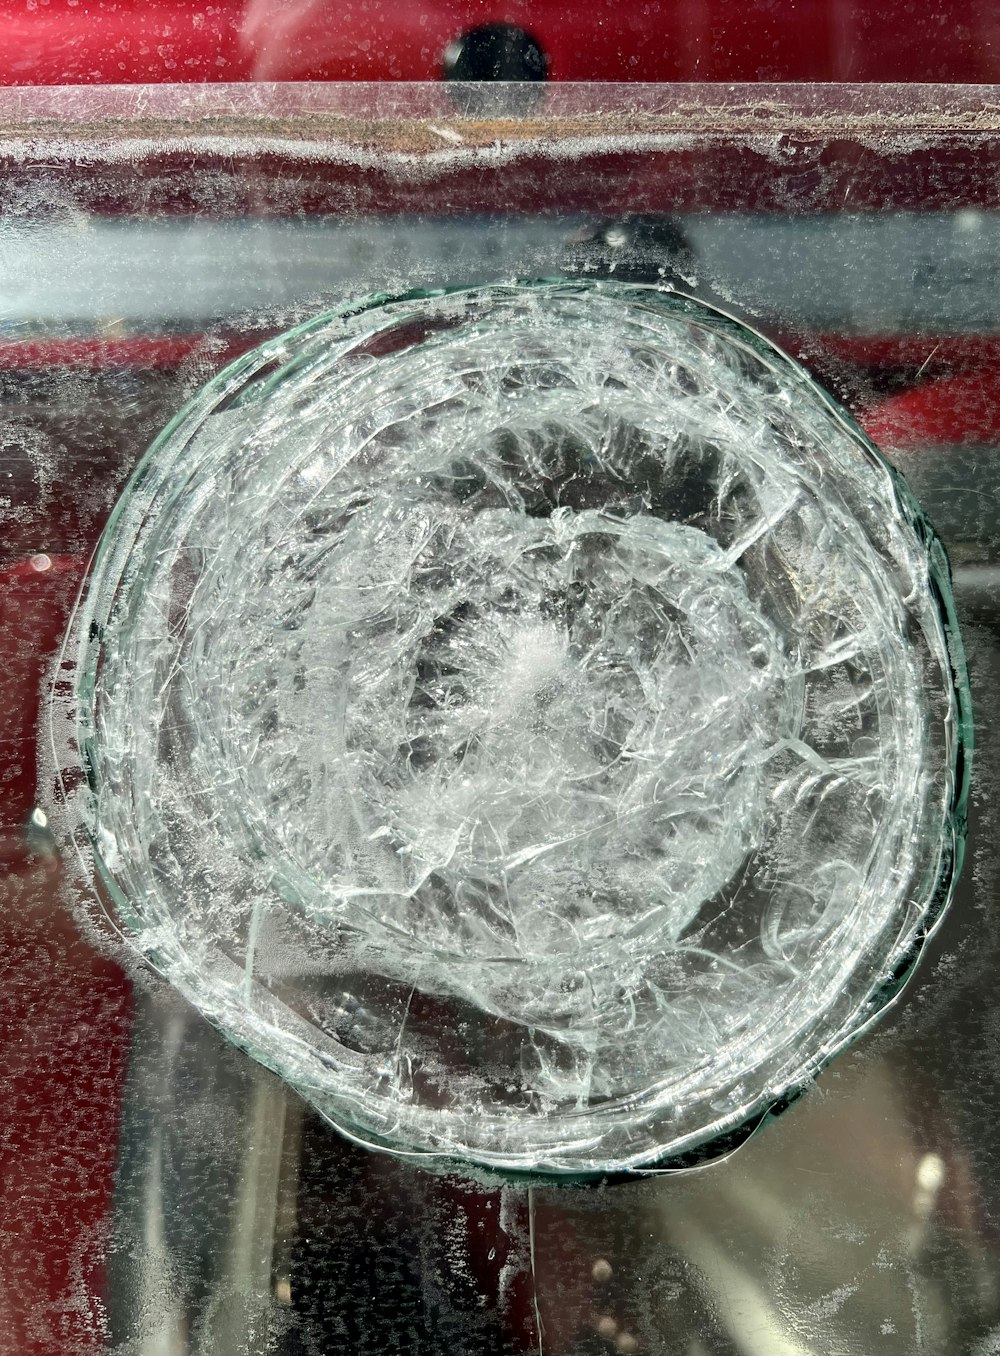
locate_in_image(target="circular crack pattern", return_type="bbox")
[65,281,969,1173]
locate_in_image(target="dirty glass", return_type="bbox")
[1,82,1000,1355]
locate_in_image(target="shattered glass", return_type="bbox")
[64,280,968,1173]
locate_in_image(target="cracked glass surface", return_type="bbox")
[62,279,969,1174]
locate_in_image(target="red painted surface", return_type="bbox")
[0,856,133,1356]
[0,334,249,373]
[0,0,995,86]
[0,551,133,1356]
[864,369,1000,450]
[0,554,87,829]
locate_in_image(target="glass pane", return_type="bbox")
[1,82,998,1356]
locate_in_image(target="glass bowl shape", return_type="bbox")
[64,280,970,1176]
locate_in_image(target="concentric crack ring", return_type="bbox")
[64,281,969,1174]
